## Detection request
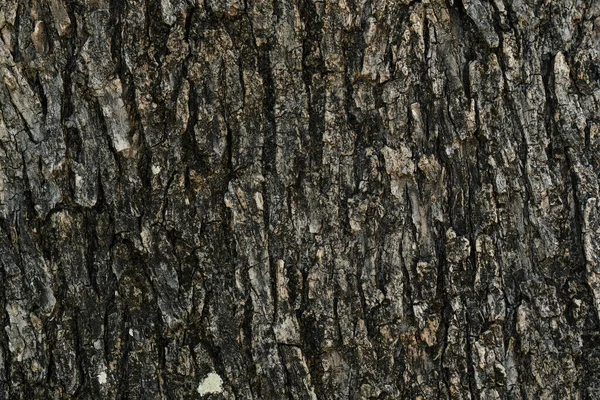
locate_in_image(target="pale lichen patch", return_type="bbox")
[98,371,107,384]
[197,372,223,396]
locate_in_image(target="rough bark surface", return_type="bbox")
[0,0,599,398]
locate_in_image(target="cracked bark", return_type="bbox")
[1,0,600,398]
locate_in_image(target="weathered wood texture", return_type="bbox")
[0,0,599,398]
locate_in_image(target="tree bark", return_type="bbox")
[0,0,599,398]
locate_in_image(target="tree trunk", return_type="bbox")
[0,0,599,398]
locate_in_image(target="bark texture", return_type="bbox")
[0,0,600,398]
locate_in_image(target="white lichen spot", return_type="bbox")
[197,372,223,396]
[98,371,107,384]
[152,165,161,175]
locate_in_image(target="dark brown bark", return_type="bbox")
[0,0,599,398]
